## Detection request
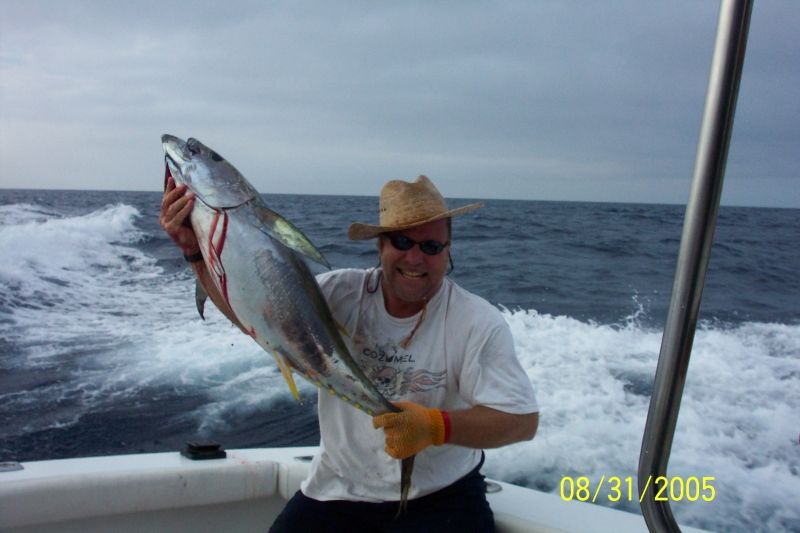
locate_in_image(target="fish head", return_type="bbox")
[162,134,257,209]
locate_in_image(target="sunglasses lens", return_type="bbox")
[419,241,445,255]
[390,235,414,251]
[388,234,448,255]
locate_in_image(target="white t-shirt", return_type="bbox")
[301,268,538,502]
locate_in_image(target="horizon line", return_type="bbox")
[0,186,796,210]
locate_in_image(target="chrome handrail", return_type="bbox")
[637,1,753,531]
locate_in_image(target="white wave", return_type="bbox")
[0,203,151,287]
[0,201,312,435]
[0,203,160,359]
[0,203,63,226]
[486,308,800,533]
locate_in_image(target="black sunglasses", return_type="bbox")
[386,234,450,256]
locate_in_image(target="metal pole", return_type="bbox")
[637,1,753,532]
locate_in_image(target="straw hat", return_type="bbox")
[347,175,483,240]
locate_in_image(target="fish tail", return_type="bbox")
[395,455,416,519]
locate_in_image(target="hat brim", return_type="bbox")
[347,202,483,240]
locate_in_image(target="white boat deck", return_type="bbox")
[0,447,711,533]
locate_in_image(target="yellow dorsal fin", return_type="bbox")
[273,352,302,403]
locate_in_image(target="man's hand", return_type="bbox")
[159,175,246,330]
[372,401,446,460]
[160,176,200,255]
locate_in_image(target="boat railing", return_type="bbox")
[637,1,753,531]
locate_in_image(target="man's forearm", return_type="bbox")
[448,405,538,449]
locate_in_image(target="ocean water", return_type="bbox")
[0,189,798,532]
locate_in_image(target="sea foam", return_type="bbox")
[486,308,800,532]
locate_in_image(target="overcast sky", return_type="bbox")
[1,1,797,207]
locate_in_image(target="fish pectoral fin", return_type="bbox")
[195,280,208,320]
[253,204,331,269]
[273,352,303,403]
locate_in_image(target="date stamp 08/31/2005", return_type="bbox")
[559,475,716,504]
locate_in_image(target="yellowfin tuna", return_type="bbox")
[162,134,414,508]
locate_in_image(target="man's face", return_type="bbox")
[378,219,450,317]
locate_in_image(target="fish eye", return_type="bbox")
[187,138,201,155]
[210,150,223,162]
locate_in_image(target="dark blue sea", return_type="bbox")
[1,189,798,532]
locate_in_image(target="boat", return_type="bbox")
[0,1,752,531]
[0,445,712,533]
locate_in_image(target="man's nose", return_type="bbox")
[403,243,425,263]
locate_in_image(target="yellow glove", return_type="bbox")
[372,401,448,460]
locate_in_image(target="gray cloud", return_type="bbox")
[1,1,797,207]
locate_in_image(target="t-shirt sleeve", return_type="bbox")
[456,308,538,414]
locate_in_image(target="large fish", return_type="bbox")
[161,134,414,508]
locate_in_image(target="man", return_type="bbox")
[160,174,538,532]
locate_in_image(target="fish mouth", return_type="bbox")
[163,159,172,191]
[161,133,182,145]
[161,134,189,165]
[163,153,185,189]
[164,153,180,169]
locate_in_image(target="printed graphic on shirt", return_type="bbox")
[361,344,416,365]
[368,365,447,398]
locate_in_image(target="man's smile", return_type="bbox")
[398,268,426,279]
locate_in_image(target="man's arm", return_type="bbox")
[448,405,538,449]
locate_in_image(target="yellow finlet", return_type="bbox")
[335,320,350,338]
[273,352,302,403]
